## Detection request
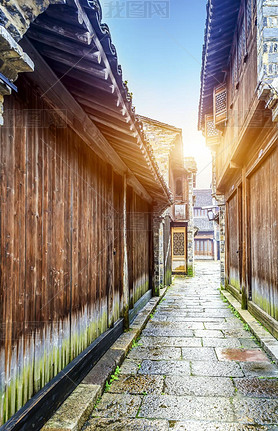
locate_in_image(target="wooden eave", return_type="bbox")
[23,0,172,207]
[198,0,241,129]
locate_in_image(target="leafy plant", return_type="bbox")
[132,339,142,349]
[104,366,121,392]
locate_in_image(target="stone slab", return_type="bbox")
[222,290,278,365]
[223,329,253,339]
[194,329,224,338]
[139,336,202,348]
[127,346,181,361]
[164,376,235,397]
[142,327,194,337]
[181,347,217,361]
[109,374,164,395]
[202,338,242,348]
[239,338,261,349]
[41,384,101,431]
[233,398,278,424]
[110,330,138,355]
[83,418,169,430]
[92,393,142,419]
[234,377,278,398]
[216,348,270,362]
[168,421,269,430]
[239,362,278,378]
[120,359,140,375]
[139,395,235,422]
[191,360,244,377]
[82,349,125,389]
[138,359,190,376]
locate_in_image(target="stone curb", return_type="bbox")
[222,290,278,363]
[41,287,167,431]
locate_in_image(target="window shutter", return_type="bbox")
[213,85,227,126]
[205,114,221,147]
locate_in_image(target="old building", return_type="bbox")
[194,189,220,261]
[139,116,197,278]
[0,1,173,427]
[199,0,278,336]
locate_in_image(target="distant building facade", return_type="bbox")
[139,116,197,279]
[194,189,219,261]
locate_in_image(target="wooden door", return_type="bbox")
[195,239,214,258]
[249,147,278,319]
[226,188,242,292]
[172,226,187,273]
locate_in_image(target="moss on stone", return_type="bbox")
[186,265,194,277]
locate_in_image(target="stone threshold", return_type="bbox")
[222,290,278,364]
[41,288,167,431]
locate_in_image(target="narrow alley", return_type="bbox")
[84,262,278,430]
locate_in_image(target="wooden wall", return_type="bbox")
[127,188,151,309]
[226,190,241,291]
[224,138,278,332]
[215,14,258,184]
[0,77,152,425]
[249,146,278,319]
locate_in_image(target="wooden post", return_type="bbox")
[241,167,248,310]
[152,212,161,297]
[122,174,129,329]
[107,165,114,328]
[224,202,228,289]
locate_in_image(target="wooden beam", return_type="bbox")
[53,67,116,96]
[72,0,165,197]
[75,96,129,124]
[229,161,241,169]
[20,37,153,205]
[27,28,100,62]
[30,41,106,79]
[89,114,137,138]
[31,15,95,45]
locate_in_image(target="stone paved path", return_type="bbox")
[83,262,278,430]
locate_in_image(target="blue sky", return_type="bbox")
[101,0,212,188]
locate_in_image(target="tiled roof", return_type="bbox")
[194,217,214,232]
[198,0,241,129]
[194,189,213,207]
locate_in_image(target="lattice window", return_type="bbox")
[205,115,221,147]
[206,116,219,137]
[213,85,227,126]
[173,232,185,256]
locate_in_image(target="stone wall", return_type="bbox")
[140,118,181,186]
[257,0,278,121]
[0,0,65,124]
[0,0,64,41]
[187,171,195,275]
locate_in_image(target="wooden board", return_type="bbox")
[0,77,153,426]
[249,147,278,320]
